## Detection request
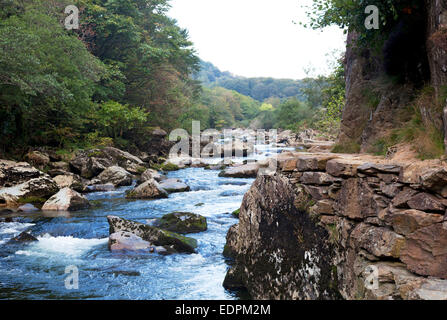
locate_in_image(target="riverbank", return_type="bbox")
[0,130,295,299]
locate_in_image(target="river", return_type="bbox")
[0,144,291,300]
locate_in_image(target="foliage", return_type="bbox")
[195,60,307,102]
[0,0,201,153]
[90,101,148,139]
[302,0,423,46]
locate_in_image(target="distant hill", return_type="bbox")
[194,60,307,102]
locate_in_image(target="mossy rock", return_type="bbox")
[161,163,180,172]
[154,212,207,234]
[232,208,240,218]
[17,197,47,205]
[107,215,198,254]
[151,162,180,172]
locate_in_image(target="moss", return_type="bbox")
[161,230,198,250]
[362,88,381,111]
[87,150,104,158]
[17,197,47,205]
[223,244,236,259]
[155,212,207,234]
[136,166,147,174]
[232,208,240,218]
[326,224,340,245]
[151,162,179,172]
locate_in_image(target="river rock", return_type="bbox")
[18,203,39,212]
[107,216,197,254]
[69,147,144,179]
[0,160,44,187]
[85,183,115,193]
[47,161,70,176]
[0,176,59,207]
[53,174,84,192]
[158,179,190,193]
[109,231,153,251]
[140,169,166,183]
[218,163,259,178]
[126,179,168,199]
[42,188,90,211]
[153,212,207,234]
[24,151,50,169]
[10,232,38,243]
[97,166,132,187]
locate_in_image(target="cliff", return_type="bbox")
[224,152,447,300]
[339,1,447,154]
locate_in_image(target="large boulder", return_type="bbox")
[158,179,190,194]
[107,216,198,254]
[69,147,145,179]
[47,161,71,177]
[97,166,132,187]
[140,169,166,183]
[0,175,59,208]
[126,179,168,200]
[219,163,259,178]
[153,212,207,234]
[109,231,153,251]
[42,188,90,211]
[0,160,44,187]
[53,174,84,192]
[24,151,50,169]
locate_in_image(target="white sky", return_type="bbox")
[168,0,347,80]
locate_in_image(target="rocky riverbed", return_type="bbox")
[0,132,293,299]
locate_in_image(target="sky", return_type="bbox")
[168,0,346,80]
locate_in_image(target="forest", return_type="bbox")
[0,0,344,157]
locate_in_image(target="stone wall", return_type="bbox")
[224,153,447,300]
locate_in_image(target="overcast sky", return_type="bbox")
[168,0,346,80]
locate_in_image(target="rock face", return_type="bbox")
[338,2,447,152]
[42,188,90,211]
[126,179,168,200]
[153,212,207,234]
[107,216,197,254]
[224,153,447,300]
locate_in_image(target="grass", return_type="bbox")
[332,141,361,154]
[369,86,445,160]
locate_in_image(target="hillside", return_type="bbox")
[194,60,308,102]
